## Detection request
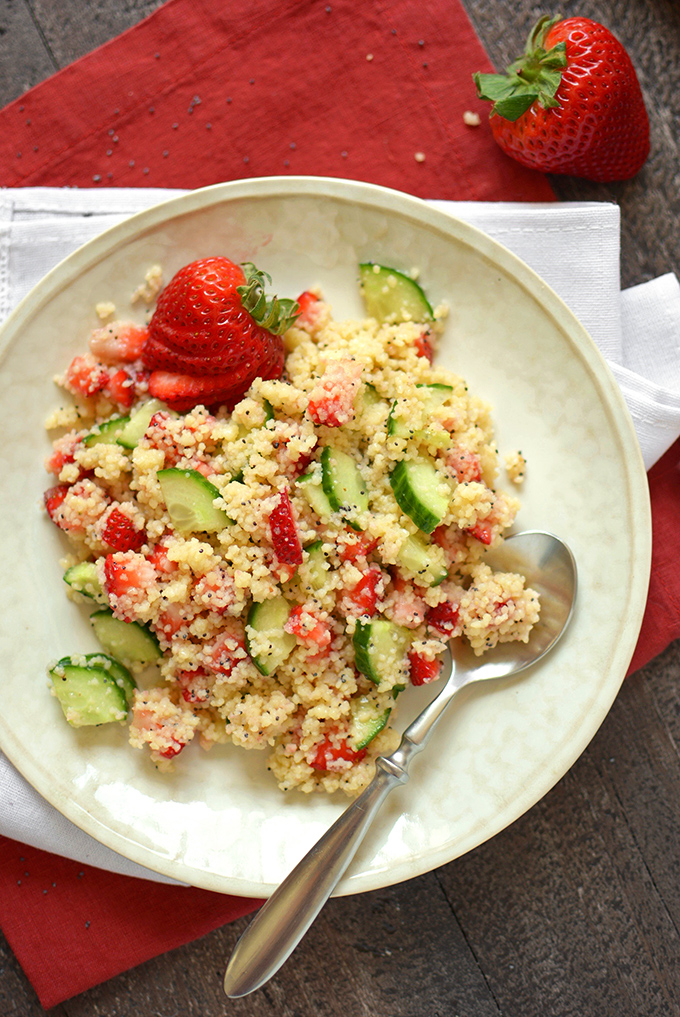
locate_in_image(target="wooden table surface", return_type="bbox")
[2,1,680,1014]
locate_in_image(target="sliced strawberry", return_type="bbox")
[269,488,303,567]
[284,604,332,649]
[147,368,252,411]
[310,737,366,772]
[101,507,146,552]
[146,539,178,575]
[408,651,442,686]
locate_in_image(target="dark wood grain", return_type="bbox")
[2,1,680,1015]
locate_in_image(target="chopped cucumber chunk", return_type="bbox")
[396,532,448,587]
[349,695,391,750]
[321,447,368,528]
[297,471,333,521]
[303,540,329,592]
[83,415,130,447]
[63,561,105,602]
[390,458,451,534]
[83,652,137,704]
[90,609,162,663]
[117,398,168,449]
[246,595,296,676]
[353,619,411,689]
[157,467,232,534]
[49,656,129,727]
[388,384,454,441]
[359,263,433,324]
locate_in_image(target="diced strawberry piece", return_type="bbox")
[284,604,332,649]
[44,484,70,523]
[269,488,303,567]
[103,552,148,598]
[415,331,434,362]
[426,600,460,636]
[445,448,482,483]
[89,322,149,363]
[308,358,363,427]
[146,540,178,575]
[205,634,246,676]
[310,737,366,771]
[64,354,109,397]
[105,368,135,408]
[466,521,493,545]
[154,603,188,640]
[337,530,379,563]
[176,667,211,704]
[158,739,187,760]
[101,507,146,552]
[296,291,319,317]
[347,565,383,616]
[408,651,442,686]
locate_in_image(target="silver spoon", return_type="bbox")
[224,529,577,998]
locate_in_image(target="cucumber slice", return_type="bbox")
[388,385,454,441]
[83,652,136,704]
[49,657,128,726]
[297,471,333,521]
[117,398,167,449]
[320,447,368,527]
[359,263,433,324]
[303,540,329,592]
[90,608,162,663]
[83,415,130,447]
[353,619,410,689]
[349,694,391,750]
[157,467,232,533]
[63,561,105,602]
[246,595,296,676]
[362,383,383,408]
[390,458,451,534]
[396,533,448,587]
[387,400,411,439]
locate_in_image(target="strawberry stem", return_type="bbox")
[473,14,567,121]
[237,263,300,335]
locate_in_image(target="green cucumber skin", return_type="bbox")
[246,597,296,676]
[157,467,232,534]
[83,416,130,447]
[390,459,450,535]
[49,659,128,727]
[83,653,136,704]
[90,609,161,663]
[358,263,434,324]
[349,695,391,750]
[320,447,368,525]
[63,561,105,602]
[353,619,410,689]
[117,398,167,450]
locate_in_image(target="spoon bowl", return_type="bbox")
[224,530,577,998]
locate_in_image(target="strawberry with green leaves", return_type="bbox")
[473,15,649,182]
[142,257,299,411]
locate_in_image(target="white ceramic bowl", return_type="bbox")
[0,177,650,896]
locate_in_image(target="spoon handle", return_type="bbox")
[224,649,459,998]
[223,761,403,998]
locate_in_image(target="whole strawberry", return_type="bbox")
[473,15,649,182]
[142,257,299,410]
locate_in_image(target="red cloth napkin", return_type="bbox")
[0,0,668,1008]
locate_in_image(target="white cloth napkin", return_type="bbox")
[2,187,680,885]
